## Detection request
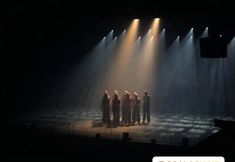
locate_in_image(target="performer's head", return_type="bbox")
[114,90,118,95]
[144,91,148,96]
[114,90,119,99]
[134,92,138,99]
[125,91,130,98]
[104,90,109,97]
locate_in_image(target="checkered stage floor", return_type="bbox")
[17,108,228,146]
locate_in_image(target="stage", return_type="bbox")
[16,108,231,147]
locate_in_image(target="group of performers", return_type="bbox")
[101,90,150,127]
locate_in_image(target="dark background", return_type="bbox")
[5,1,235,162]
[5,0,235,114]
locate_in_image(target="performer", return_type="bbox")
[121,91,128,123]
[132,92,140,125]
[101,90,111,125]
[112,90,120,127]
[142,91,150,123]
[126,92,132,125]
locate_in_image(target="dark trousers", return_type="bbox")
[143,107,150,122]
[121,107,126,122]
[126,109,131,124]
[103,109,110,124]
[132,109,140,123]
[113,110,120,126]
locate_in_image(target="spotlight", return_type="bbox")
[153,18,160,23]
[177,36,180,38]
[134,19,139,22]
[206,27,208,30]
[219,34,222,37]
[190,28,194,33]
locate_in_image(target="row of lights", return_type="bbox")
[106,27,209,36]
[105,19,224,40]
[104,28,210,40]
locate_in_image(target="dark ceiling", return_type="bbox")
[4,0,235,112]
[5,0,235,16]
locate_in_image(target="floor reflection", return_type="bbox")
[17,108,230,146]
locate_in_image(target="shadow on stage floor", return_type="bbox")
[15,108,231,146]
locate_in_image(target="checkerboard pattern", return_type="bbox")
[17,108,223,146]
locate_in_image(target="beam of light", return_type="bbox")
[226,36,235,117]
[181,29,194,46]
[90,37,119,107]
[228,36,235,60]
[150,18,160,37]
[106,30,114,42]
[133,36,142,53]
[151,36,181,112]
[159,28,166,46]
[136,18,161,93]
[116,29,127,45]
[200,27,209,38]
[169,28,198,115]
[154,27,166,70]
[83,36,118,108]
[58,19,235,118]
[61,30,121,109]
[104,19,139,92]
[120,19,139,55]
[190,28,194,36]
[61,35,108,108]
[115,19,139,63]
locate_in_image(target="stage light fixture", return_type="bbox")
[134,19,139,22]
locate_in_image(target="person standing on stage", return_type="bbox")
[121,91,128,123]
[101,90,111,125]
[132,92,140,125]
[142,91,150,123]
[112,90,120,127]
[126,91,132,125]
